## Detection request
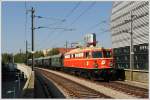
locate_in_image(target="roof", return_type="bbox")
[65,47,112,55]
[56,48,74,54]
[42,47,74,56]
[51,53,62,58]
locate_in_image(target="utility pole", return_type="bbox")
[31,7,35,71]
[71,43,73,48]
[124,11,136,81]
[130,11,134,81]
[26,40,28,65]
[65,41,68,52]
[19,49,22,54]
[71,42,78,48]
[11,53,14,63]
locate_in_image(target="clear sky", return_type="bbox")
[2,1,113,54]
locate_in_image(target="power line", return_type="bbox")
[65,2,81,18]
[38,2,82,50]
[85,20,108,33]
[69,2,96,26]
[49,2,96,48]
[35,15,66,22]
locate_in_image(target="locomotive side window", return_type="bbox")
[71,54,75,58]
[92,51,102,58]
[75,53,84,58]
[103,51,112,58]
[79,53,84,58]
[65,55,70,58]
[85,52,91,58]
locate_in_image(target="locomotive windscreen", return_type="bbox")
[92,51,102,58]
[103,51,112,58]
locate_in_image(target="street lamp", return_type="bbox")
[123,11,137,81]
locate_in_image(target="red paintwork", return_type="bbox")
[64,47,113,69]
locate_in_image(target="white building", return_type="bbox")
[110,1,149,70]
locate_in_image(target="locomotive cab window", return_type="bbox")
[103,51,112,58]
[92,51,102,58]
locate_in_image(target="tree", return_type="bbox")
[2,53,11,64]
[34,51,44,58]
[47,48,60,56]
[14,53,26,63]
[27,51,32,59]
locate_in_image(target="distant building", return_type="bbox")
[110,1,149,70]
[42,48,74,56]
[43,48,52,56]
[84,33,97,47]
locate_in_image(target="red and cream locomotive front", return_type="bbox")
[90,49,113,69]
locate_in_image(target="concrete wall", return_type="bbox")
[15,64,34,98]
[15,64,32,79]
[124,69,149,83]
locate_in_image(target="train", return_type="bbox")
[27,47,117,81]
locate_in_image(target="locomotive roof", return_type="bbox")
[65,47,111,55]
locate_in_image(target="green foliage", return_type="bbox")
[2,53,12,64]
[47,48,60,56]
[14,53,26,63]
[2,51,44,64]
[34,51,44,58]
[27,51,32,59]
[27,51,44,59]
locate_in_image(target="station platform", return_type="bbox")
[21,71,34,98]
[116,80,149,89]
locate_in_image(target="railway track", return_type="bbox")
[66,71,149,98]
[35,68,112,98]
[35,71,65,98]
[35,67,149,98]
[97,81,148,98]
[67,72,149,98]
[50,68,149,98]
[35,71,52,98]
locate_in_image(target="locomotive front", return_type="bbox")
[91,49,114,69]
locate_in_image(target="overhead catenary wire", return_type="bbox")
[76,19,112,47]
[36,1,81,27]
[48,2,96,49]
[35,15,66,22]
[69,2,96,26]
[85,20,108,33]
[37,2,82,50]
[65,2,81,18]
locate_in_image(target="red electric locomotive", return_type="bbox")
[64,47,115,81]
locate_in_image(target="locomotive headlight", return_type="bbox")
[94,60,98,68]
[101,60,106,65]
[109,61,113,67]
[110,62,113,67]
